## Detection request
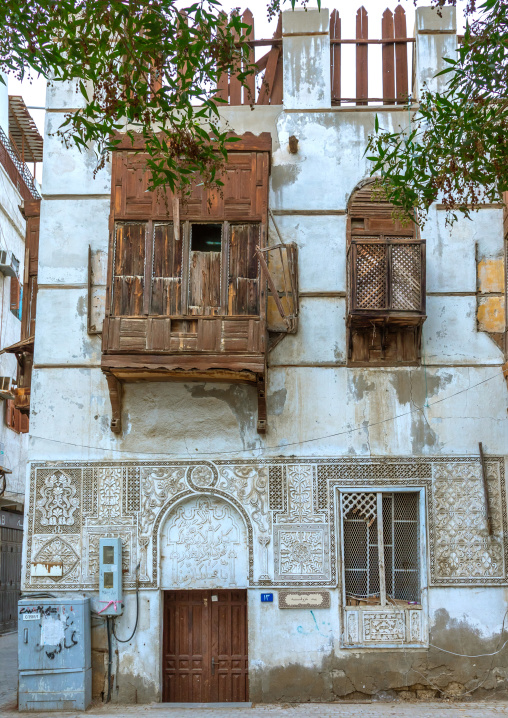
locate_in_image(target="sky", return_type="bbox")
[6,0,472,186]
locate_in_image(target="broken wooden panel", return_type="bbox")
[88,246,108,334]
[151,222,183,315]
[228,224,260,315]
[112,223,146,316]
[5,399,29,433]
[264,243,299,333]
[188,224,222,316]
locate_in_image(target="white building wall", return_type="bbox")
[24,5,508,703]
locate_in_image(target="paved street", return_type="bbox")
[4,631,508,717]
[0,632,17,713]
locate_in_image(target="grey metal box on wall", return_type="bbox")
[18,596,91,711]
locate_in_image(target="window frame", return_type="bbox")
[110,219,262,319]
[338,487,428,649]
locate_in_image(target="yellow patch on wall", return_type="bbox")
[477,296,506,333]
[477,258,505,294]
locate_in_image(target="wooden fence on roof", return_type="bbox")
[330,6,412,105]
[219,6,413,107]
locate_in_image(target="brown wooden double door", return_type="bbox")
[163,590,248,703]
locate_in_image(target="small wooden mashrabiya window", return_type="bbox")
[347,180,426,366]
[101,132,298,434]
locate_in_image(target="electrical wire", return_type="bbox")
[112,564,140,644]
[428,639,508,658]
[26,368,504,458]
[106,616,112,704]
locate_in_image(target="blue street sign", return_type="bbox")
[261,593,273,603]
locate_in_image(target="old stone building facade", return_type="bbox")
[21,5,508,704]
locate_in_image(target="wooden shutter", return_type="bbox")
[112,223,146,316]
[151,223,183,315]
[10,277,20,315]
[228,224,260,315]
[188,226,222,316]
[5,400,28,433]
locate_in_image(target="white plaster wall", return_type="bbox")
[42,111,111,196]
[38,198,109,285]
[29,22,508,464]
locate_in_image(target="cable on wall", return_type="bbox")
[26,368,505,458]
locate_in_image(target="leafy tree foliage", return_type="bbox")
[366,0,508,223]
[0,0,258,192]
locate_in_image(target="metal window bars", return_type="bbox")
[342,491,420,606]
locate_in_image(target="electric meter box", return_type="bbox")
[99,537,123,615]
[18,596,91,711]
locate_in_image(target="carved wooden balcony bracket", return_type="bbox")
[257,373,267,434]
[104,371,123,434]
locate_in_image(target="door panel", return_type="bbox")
[163,590,248,703]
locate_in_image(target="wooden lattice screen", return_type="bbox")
[351,239,424,313]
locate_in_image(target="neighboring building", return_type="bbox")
[0,77,42,633]
[21,5,508,704]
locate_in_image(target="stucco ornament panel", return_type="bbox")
[363,612,405,642]
[161,496,248,588]
[274,524,330,582]
[97,468,122,519]
[36,470,79,530]
[430,460,507,584]
[23,457,507,592]
[218,465,270,532]
[140,466,187,536]
[344,608,424,647]
[30,535,81,586]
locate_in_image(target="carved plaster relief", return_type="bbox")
[274,524,329,582]
[160,496,248,588]
[30,535,81,586]
[24,457,507,592]
[35,469,81,532]
[430,460,507,585]
[343,608,424,647]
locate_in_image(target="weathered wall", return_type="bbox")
[24,4,508,704]
[0,80,28,503]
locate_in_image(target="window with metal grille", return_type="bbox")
[342,491,420,606]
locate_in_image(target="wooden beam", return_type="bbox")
[105,371,123,434]
[376,492,387,606]
[479,442,493,536]
[257,372,267,434]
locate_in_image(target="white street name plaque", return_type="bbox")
[278,591,330,609]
